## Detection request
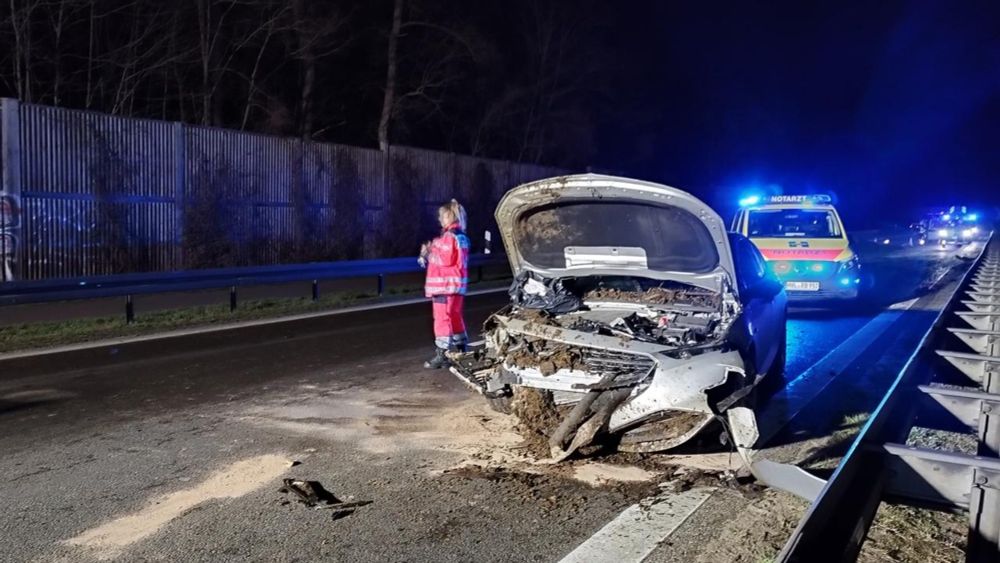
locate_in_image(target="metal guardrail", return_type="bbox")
[0,254,506,322]
[778,234,998,562]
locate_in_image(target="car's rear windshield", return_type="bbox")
[515,201,720,273]
[747,209,843,238]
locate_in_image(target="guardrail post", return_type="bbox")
[125,295,134,324]
[230,286,237,312]
[311,279,319,301]
[377,274,385,297]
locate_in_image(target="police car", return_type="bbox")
[731,194,860,300]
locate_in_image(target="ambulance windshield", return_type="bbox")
[748,209,842,238]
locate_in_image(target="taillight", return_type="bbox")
[772,261,792,275]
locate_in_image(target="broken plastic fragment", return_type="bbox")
[279,479,372,520]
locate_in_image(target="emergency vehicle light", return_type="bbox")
[966,213,978,222]
[763,194,833,205]
[738,195,761,207]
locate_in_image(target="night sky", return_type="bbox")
[598,1,1000,226]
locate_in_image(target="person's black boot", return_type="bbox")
[424,348,449,369]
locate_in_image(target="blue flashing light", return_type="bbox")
[839,277,852,286]
[739,195,761,207]
[942,214,951,221]
[966,213,978,222]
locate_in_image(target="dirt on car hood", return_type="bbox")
[495,174,737,294]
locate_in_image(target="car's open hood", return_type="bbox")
[496,174,737,294]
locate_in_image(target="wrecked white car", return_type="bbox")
[451,174,787,460]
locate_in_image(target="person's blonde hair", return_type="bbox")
[440,199,467,231]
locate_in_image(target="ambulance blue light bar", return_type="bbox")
[763,194,833,204]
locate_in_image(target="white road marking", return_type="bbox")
[558,487,714,563]
[754,295,922,446]
[888,297,920,310]
[0,287,508,361]
[928,266,952,290]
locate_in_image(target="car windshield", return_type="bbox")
[748,209,842,238]
[515,200,720,273]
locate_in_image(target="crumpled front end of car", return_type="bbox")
[450,279,759,460]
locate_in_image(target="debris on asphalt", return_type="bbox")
[279,478,371,520]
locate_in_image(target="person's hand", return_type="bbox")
[418,242,430,268]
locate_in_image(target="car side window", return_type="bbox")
[746,241,769,280]
[729,234,767,290]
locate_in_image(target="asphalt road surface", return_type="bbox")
[0,243,977,562]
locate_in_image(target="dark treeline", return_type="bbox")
[0,0,609,167]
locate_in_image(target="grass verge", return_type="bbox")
[0,279,510,354]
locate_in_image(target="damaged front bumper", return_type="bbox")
[449,315,760,459]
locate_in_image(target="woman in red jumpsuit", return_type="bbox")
[420,199,470,369]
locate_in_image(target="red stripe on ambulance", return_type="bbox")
[759,248,843,260]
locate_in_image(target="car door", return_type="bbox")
[730,233,786,376]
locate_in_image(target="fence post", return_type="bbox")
[2,98,22,282]
[230,286,237,311]
[172,122,185,269]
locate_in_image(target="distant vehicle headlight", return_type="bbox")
[938,229,949,237]
[971,226,979,234]
[882,238,891,245]
[918,238,926,245]
[962,229,973,238]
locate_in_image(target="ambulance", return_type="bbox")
[731,194,861,300]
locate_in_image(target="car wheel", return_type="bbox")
[487,395,513,415]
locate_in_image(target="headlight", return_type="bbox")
[771,261,792,275]
[962,229,973,238]
[838,256,860,273]
[938,229,949,237]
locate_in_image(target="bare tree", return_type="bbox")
[378,0,482,149]
[7,0,41,102]
[285,0,350,139]
[378,0,402,151]
[239,0,286,130]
